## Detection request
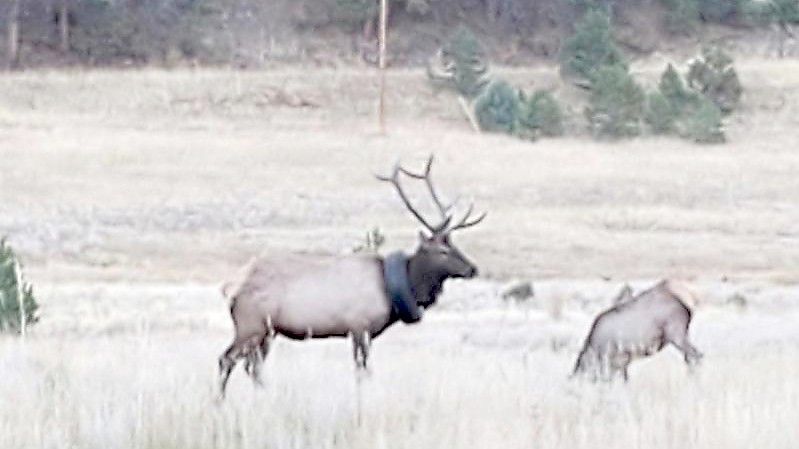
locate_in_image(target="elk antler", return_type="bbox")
[397,154,457,221]
[376,160,451,234]
[447,202,487,233]
[377,155,486,235]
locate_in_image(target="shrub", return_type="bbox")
[560,9,627,84]
[585,65,645,138]
[686,46,743,113]
[662,0,701,34]
[473,79,520,133]
[679,96,726,143]
[516,90,565,139]
[0,239,39,334]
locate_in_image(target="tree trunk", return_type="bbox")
[58,0,69,53]
[7,0,20,69]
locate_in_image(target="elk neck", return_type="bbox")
[407,252,447,307]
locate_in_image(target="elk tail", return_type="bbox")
[663,279,699,309]
[220,257,257,303]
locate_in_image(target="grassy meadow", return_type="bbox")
[1,62,799,448]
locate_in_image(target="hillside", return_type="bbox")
[2,0,798,68]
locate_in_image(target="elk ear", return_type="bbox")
[418,230,433,243]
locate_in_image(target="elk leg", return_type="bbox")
[351,331,370,370]
[677,341,703,367]
[608,351,630,383]
[618,353,632,382]
[248,335,271,387]
[664,322,703,367]
[599,345,616,382]
[361,332,371,369]
[218,342,244,399]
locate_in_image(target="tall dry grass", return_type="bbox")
[2,282,799,449]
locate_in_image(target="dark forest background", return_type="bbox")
[1,0,797,68]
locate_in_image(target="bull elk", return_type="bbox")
[217,155,486,398]
[572,280,703,382]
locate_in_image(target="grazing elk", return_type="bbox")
[572,280,703,382]
[217,156,486,398]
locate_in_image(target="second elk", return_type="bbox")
[573,280,703,382]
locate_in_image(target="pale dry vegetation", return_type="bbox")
[2,281,799,449]
[1,63,799,448]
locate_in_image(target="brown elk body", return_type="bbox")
[573,280,703,381]
[217,156,485,398]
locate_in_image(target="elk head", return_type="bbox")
[378,155,486,306]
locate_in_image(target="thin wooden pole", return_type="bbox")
[7,0,20,70]
[59,0,70,53]
[378,0,388,134]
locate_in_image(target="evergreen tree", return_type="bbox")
[686,46,743,114]
[0,239,39,334]
[645,91,679,134]
[645,62,726,143]
[680,95,726,143]
[516,90,565,140]
[445,26,490,99]
[560,8,627,84]
[585,64,645,138]
[659,63,692,104]
[473,79,520,133]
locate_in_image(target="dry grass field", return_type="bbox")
[1,61,799,448]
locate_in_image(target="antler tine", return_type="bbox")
[447,202,487,233]
[397,154,457,222]
[376,162,441,234]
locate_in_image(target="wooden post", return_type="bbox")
[59,0,69,53]
[378,0,388,134]
[7,0,20,69]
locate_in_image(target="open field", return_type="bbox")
[2,281,799,449]
[1,63,799,448]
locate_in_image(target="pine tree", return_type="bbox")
[686,46,742,114]
[660,64,691,105]
[516,90,565,140]
[473,79,520,133]
[645,62,726,143]
[680,95,726,143]
[646,64,688,134]
[645,91,678,134]
[560,8,627,84]
[585,65,645,138]
[0,239,39,334]
[446,26,490,99]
